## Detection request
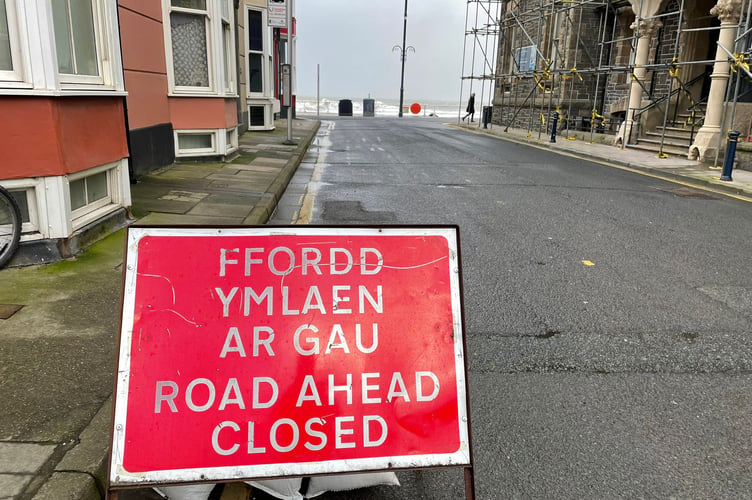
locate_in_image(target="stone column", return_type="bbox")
[618,19,662,147]
[689,0,742,160]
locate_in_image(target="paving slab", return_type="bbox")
[251,157,288,166]
[187,201,252,218]
[232,164,282,172]
[0,443,56,473]
[0,474,31,499]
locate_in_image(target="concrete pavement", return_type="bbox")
[2,114,751,500]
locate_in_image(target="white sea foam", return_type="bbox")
[296,97,464,118]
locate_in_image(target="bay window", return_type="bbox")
[166,0,235,95]
[170,0,210,89]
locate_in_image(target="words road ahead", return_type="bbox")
[110,226,470,486]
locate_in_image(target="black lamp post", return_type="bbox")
[393,0,413,118]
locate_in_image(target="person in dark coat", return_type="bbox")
[462,93,475,122]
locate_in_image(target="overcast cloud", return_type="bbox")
[295,0,471,102]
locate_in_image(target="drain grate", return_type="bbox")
[0,304,24,319]
[657,186,718,199]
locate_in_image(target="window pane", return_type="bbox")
[86,172,108,203]
[51,0,75,74]
[52,0,98,76]
[69,0,98,76]
[223,24,231,90]
[70,179,86,211]
[0,0,12,71]
[248,10,262,52]
[248,53,263,93]
[171,12,209,87]
[178,133,212,150]
[249,106,265,126]
[9,190,29,224]
[172,0,206,10]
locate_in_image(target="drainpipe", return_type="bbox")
[234,0,244,134]
[115,2,135,184]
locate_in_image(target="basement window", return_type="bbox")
[176,131,217,156]
[70,171,109,212]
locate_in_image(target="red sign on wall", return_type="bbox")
[110,226,470,486]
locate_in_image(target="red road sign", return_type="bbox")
[410,103,422,114]
[110,226,470,486]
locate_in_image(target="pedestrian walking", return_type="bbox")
[462,93,475,122]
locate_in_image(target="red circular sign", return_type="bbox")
[410,103,421,114]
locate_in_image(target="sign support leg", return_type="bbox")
[464,466,476,499]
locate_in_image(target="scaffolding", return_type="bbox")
[460,1,502,123]
[460,0,752,161]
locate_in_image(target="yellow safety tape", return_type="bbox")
[731,53,750,74]
[669,57,679,78]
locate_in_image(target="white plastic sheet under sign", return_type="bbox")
[268,0,287,27]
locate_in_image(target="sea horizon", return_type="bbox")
[296,96,464,118]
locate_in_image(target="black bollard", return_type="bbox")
[720,130,741,181]
[550,111,559,143]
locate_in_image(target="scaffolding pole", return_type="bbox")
[460,0,502,126]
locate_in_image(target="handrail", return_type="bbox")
[629,70,709,145]
[633,70,708,121]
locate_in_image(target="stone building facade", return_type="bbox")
[492,0,748,161]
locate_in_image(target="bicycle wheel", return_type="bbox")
[0,186,21,268]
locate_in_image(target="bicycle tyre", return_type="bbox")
[0,185,21,268]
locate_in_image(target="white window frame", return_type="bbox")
[52,0,108,86]
[0,0,26,84]
[221,0,235,94]
[245,5,270,99]
[68,164,115,226]
[225,126,237,153]
[247,101,274,130]
[174,127,239,157]
[175,130,217,157]
[164,0,236,96]
[0,178,41,238]
[0,0,124,94]
[165,0,213,94]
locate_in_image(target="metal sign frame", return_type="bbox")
[107,225,474,497]
[267,0,287,27]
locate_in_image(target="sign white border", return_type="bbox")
[110,226,470,486]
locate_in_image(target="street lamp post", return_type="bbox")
[393,0,413,118]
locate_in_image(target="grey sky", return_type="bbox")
[295,1,471,102]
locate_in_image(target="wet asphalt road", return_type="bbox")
[268,116,752,499]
